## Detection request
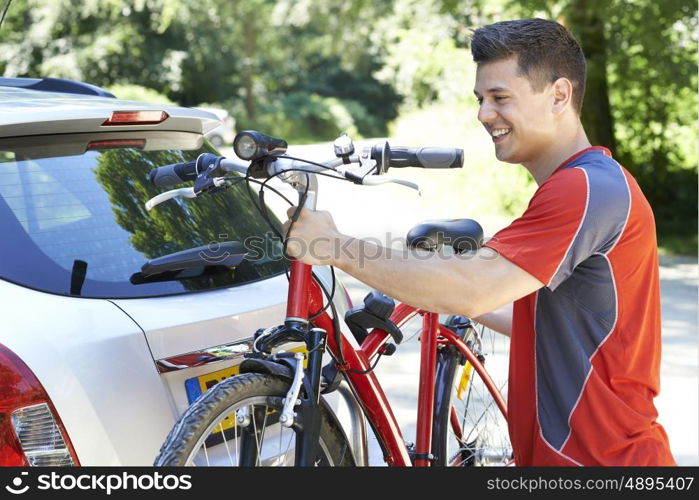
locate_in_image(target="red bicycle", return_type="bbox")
[150,131,511,466]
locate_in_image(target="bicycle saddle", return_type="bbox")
[406,219,483,253]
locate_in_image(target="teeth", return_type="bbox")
[491,129,511,138]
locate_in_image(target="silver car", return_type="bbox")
[0,77,352,466]
[196,107,236,148]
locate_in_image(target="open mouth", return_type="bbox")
[490,128,511,143]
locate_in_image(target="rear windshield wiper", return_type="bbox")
[130,241,248,284]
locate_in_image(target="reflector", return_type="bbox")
[0,343,79,466]
[12,403,75,466]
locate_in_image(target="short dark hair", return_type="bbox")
[471,18,587,113]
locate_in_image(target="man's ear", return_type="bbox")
[552,77,573,115]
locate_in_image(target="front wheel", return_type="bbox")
[432,317,512,466]
[155,373,355,466]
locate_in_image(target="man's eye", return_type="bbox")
[495,96,508,101]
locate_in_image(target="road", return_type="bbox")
[223,142,699,465]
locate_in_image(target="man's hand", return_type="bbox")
[282,206,342,266]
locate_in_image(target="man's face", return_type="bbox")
[474,57,556,166]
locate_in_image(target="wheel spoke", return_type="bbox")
[219,421,234,465]
[439,323,511,466]
[155,374,353,467]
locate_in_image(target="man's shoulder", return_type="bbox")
[548,151,630,202]
[560,149,626,186]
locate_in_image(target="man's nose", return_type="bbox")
[478,101,497,124]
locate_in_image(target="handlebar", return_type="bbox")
[149,153,249,188]
[381,146,463,169]
[149,160,198,187]
[144,132,464,211]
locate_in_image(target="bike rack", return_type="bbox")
[334,382,369,466]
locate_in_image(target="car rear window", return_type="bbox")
[0,131,286,298]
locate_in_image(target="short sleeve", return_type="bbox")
[484,168,590,290]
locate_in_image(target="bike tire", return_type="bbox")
[155,373,355,466]
[432,317,512,466]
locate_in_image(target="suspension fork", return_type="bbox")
[294,327,327,465]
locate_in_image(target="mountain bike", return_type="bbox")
[147,130,512,466]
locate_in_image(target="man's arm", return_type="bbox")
[333,235,540,318]
[284,208,544,319]
[473,303,513,337]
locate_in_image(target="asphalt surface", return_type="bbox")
[222,143,699,465]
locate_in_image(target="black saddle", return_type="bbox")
[406,219,483,253]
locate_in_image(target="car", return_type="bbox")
[0,77,354,466]
[194,107,236,148]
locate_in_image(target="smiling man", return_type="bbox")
[283,18,675,466]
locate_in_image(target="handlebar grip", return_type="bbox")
[389,147,463,169]
[148,160,198,187]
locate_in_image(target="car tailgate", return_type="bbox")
[109,273,288,415]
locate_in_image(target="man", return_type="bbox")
[283,18,675,466]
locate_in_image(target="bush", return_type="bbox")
[218,92,362,144]
[340,99,385,138]
[106,84,176,105]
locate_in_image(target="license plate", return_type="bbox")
[184,365,241,437]
[184,347,307,405]
[185,365,241,405]
[183,346,308,436]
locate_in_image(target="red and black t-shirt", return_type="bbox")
[485,147,675,466]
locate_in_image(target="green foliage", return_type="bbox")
[340,99,385,138]
[604,0,698,241]
[230,92,360,143]
[289,54,401,135]
[0,0,695,248]
[373,0,477,110]
[105,84,175,105]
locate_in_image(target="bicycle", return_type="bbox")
[147,130,512,466]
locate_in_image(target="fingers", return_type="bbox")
[287,205,308,223]
[285,238,302,259]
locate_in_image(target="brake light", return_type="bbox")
[102,110,169,126]
[86,139,146,150]
[0,344,79,466]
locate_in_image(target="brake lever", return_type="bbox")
[336,151,378,184]
[145,187,197,211]
[145,174,228,211]
[361,176,422,195]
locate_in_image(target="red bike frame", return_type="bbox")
[286,258,508,467]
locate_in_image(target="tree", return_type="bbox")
[508,0,697,245]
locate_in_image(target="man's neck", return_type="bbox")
[523,126,592,185]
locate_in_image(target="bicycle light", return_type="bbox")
[233,130,287,161]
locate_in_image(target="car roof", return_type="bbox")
[0,86,221,138]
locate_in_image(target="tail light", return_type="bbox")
[102,110,169,126]
[0,344,79,466]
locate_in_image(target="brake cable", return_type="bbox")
[230,157,385,372]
